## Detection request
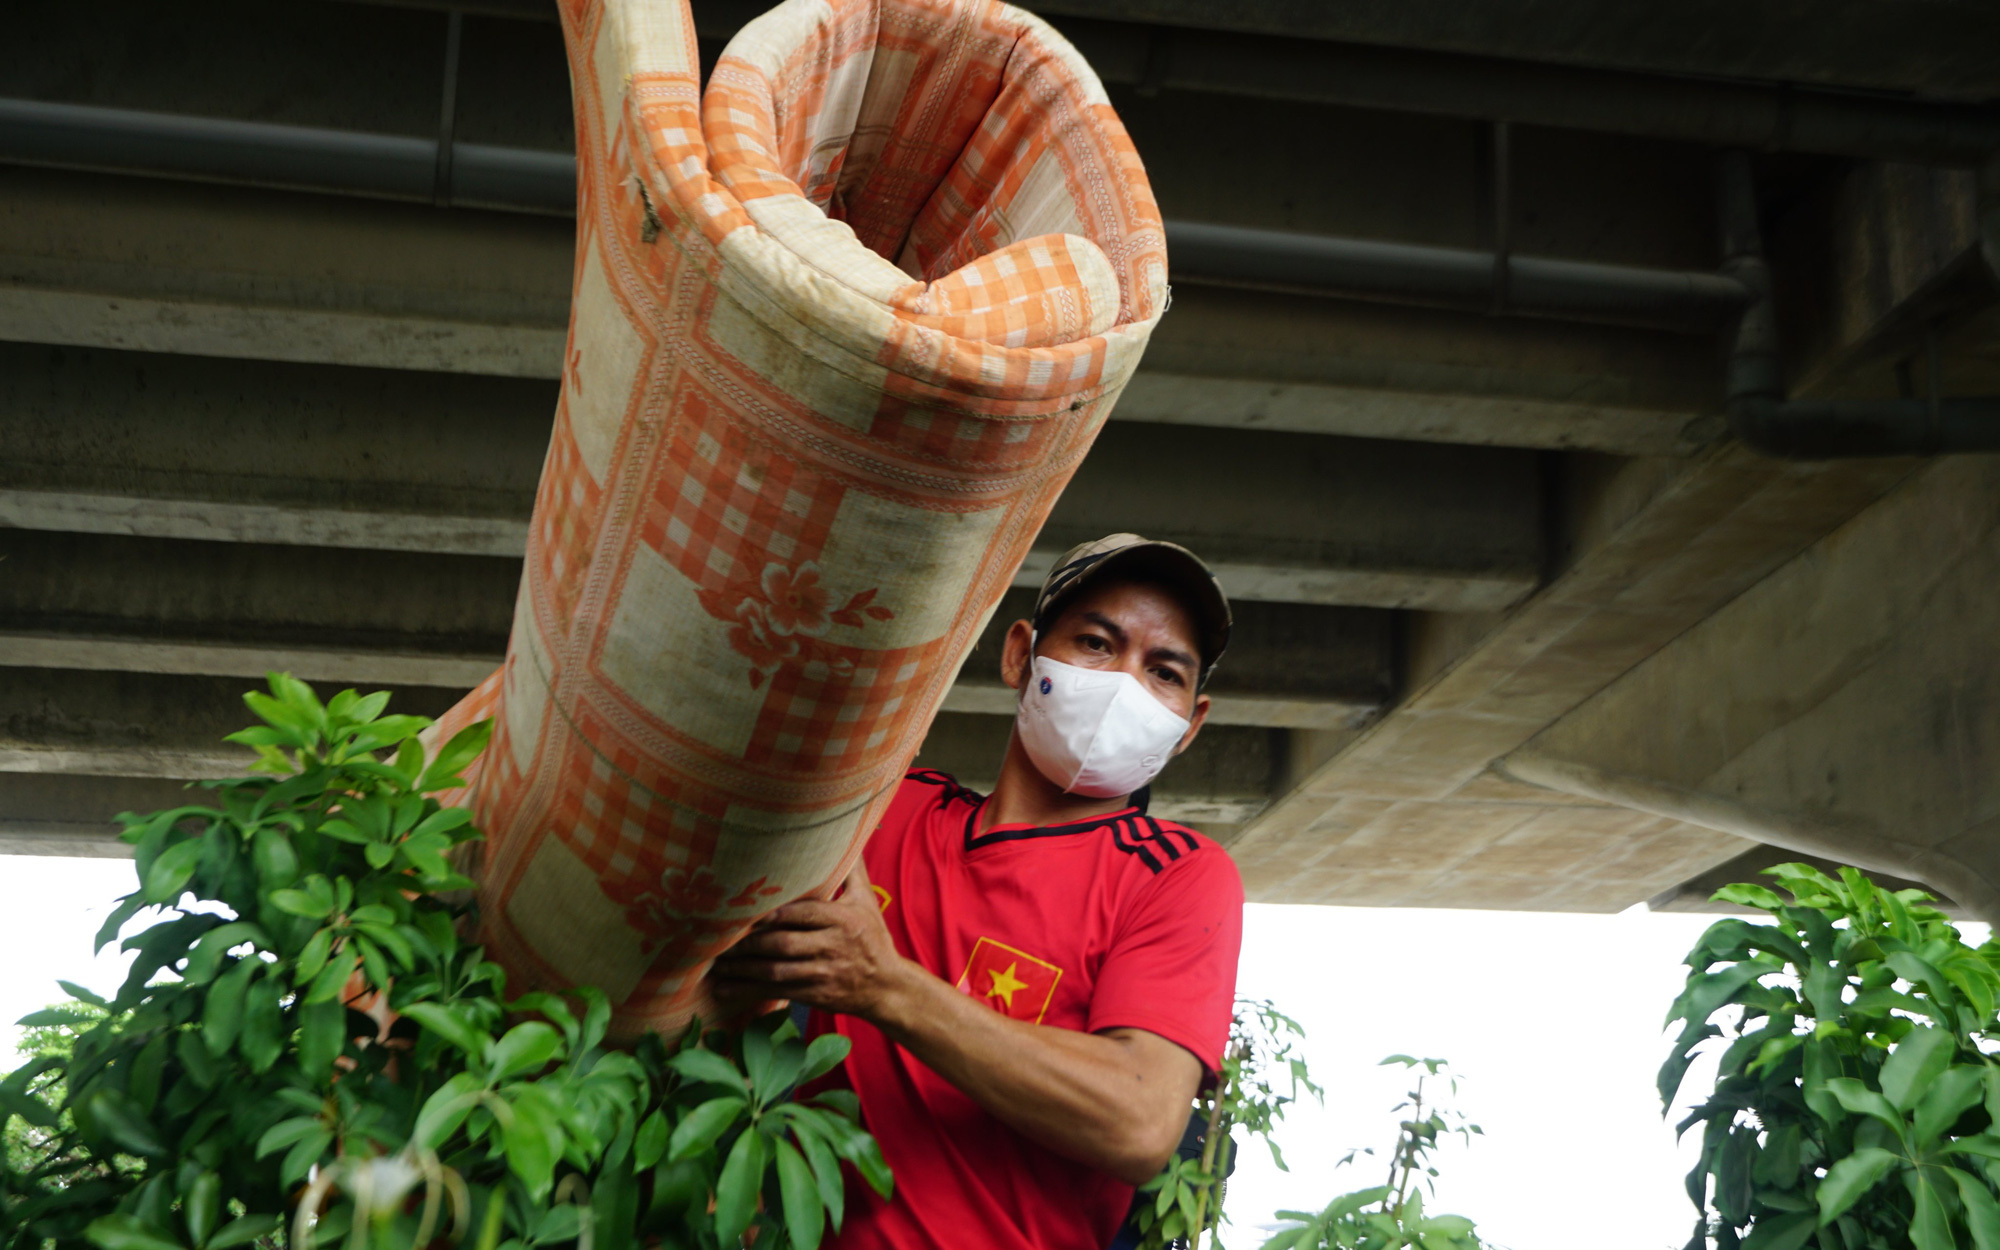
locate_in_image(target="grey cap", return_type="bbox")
[1031,533,1232,686]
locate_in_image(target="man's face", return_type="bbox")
[1026,578,1205,721]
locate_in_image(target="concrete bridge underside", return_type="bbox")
[5,0,2000,919]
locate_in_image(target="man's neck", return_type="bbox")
[976,729,1134,835]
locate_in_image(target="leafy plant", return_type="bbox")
[3,1003,110,1179]
[1129,999,1321,1250]
[1663,862,2000,1250]
[1263,1056,1488,1250]
[0,674,890,1250]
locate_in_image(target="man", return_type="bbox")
[713,534,1245,1250]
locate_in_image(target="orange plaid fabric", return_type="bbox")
[424,0,1164,1037]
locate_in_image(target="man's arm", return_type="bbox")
[710,863,1202,1186]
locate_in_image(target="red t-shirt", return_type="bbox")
[810,770,1245,1250]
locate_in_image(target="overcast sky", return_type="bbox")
[0,855,1891,1250]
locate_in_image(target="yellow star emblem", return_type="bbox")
[985,961,1029,1010]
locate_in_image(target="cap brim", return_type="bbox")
[1038,540,1232,679]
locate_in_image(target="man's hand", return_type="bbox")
[709,859,1201,1186]
[710,861,915,1021]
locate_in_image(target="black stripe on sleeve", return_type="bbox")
[1110,818,1165,874]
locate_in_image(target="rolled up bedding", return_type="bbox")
[427,0,1165,1036]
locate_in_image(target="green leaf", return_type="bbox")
[293,925,335,989]
[142,838,207,904]
[577,986,611,1055]
[1667,962,1771,1030]
[668,1096,747,1162]
[83,1088,166,1157]
[1947,1135,2000,1163]
[182,921,269,985]
[86,1215,184,1250]
[509,992,581,1050]
[280,1127,333,1188]
[799,1033,851,1084]
[1883,1027,1957,1113]
[402,1001,488,1061]
[633,1110,670,1172]
[775,1138,825,1250]
[1741,1211,1816,1250]
[1818,1147,1903,1224]
[15,1005,94,1028]
[202,955,257,1057]
[352,932,391,991]
[183,1171,221,1248]
[1957,1168,2000,1250]
[269,888,333,921]
[526,1205,583,1247]
[1911,1167,1956,1250]
[240,971,284,1073]
[788,1112,847,1232]
[176,1028,219,1088]
[353,922,413,969]
[58,978,108,1007]
[489,1022,564,1081]
[204,1214,283,1250]
[250,828,299,888]
[1917,1065,1987,1144]
[713,1123,769,1249]
[418,720,493,794]
[665,1046,750,1095]
[129,1032,168,1113]
[298,997,346,1083]
[414,1072,484,1151]
[1825,1078,1909,1133]
[825,1115,893,1199]
[501,1086,563,1201]
[1714,883,1790,912]
[305,947,358,1006]
[256,1116,326,1159]
[743,1024,775,1099]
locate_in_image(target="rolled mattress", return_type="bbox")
[427,0,1165,1035]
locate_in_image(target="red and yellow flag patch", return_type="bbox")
[955,937,1063,1024]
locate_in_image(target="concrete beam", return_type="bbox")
[1032,1,2000,101]
[0,167,572,376]
[0,774,198,857]
[1647,843,1956,916]
[0,168,1719,455]
[1507,456,2000,925]
[1,348,1544,609]
[1029,423,1542,610]
[0,670,1278,834]
[1772,162,2000,404]
[0,529,1393,730]
[1227,442,1919,909]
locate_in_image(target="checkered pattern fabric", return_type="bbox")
[423,0,1164,1037]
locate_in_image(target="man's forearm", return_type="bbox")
[862,957,1195,1186]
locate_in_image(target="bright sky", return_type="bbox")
[0,855,1873,1250]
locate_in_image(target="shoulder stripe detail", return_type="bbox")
[1109,818,1164,874]
[963,804,1141,853]
[1141,816,1200,857]
[908,769,984,807]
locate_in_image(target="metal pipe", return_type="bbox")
[1714,150,2000,458]
[1165,220,1748,333]
[352,1,2000,167]
[0,97,575,215]
[0,97,1749,332]
[1087,26,2000,168]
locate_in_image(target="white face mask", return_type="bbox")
[1015,655,1192,799]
